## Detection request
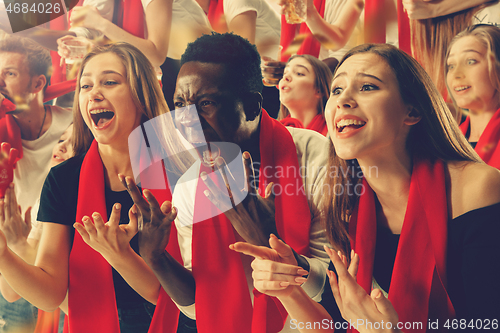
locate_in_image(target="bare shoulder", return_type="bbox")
[447,161,500,218]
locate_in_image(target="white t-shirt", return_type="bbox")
[142,0,213,59]
[14,106,73,216]
[223,0,281,59]
[473,2,500,27]
[172,127,330,332]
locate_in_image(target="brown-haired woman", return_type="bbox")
[0,42,186,333]
[278,55,333,136]
[232,43,500,332]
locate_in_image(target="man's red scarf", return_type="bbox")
[280,0,325,62]
[459,109,500,169]
[191,110,312,332]
[348,158,455,333]
[69,140,179,333]
[0,99,22,162]
[280,114,327,136]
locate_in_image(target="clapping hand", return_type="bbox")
[325,246,401,333]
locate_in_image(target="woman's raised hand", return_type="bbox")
[231,234,308,298]
[74,203,138,264]
[0,183,32,250]
[325,246,401,333]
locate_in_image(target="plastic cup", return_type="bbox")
[284,0,307,24]
[62,39,88,64]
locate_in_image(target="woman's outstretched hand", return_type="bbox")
[325,246,401,333]
[231,234,308,298]
[74,203,138,263]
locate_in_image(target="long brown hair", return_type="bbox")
[323,44,481,254]
[277,54,333,120]
[72,42,192,175]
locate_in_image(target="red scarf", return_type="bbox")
[69,140,177,332]
[116,0,145,37]
[397,0,411,55]
[364,0,385,44]
[0,99,22,161]
[280,114,328,136]
[207,0,228,33]
[280,0,325,62]
[349,158,455,333]
[459,109,500,169]
[192,110,311,332]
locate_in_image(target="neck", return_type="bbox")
[13,98,50,141]
[468,107,498,142]
[357,150,412,232]
[99,143,133,191]
[288,107,319,128]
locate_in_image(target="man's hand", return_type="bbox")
[231,234,308,298]
[118,175,177,262]
[203,151,277,246]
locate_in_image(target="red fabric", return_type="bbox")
[207,0,227,33]
[34,309,60,333]
[348,158,455,333]
[43,79,77,103]
[364,0,386,43]
[69,140,174,333]
[397,0,411,55]
[116,0,145,37]
[280,114,328,136]
[279,0,326,62]
[0,99,22,161]
[459,109,500,169]
[192,110,312,332]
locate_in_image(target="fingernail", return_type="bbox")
[171,207,177,214]
[297,269,308,276]
[295,277,307,284]
[115,203,121,210]
[201,172,207,180]
[280,282,290,287]
[204,190,209,197]
[243,152,250,159]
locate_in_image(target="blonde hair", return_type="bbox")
[277,54,333,120]
[322,44,481,254]
[445,24,500,116]
[73,42,192,175]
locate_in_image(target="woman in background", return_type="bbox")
[278,54,332,136]
[446,24,500,169]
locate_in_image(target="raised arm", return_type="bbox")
[402,0,494,19]
[0,221,71,311]
[301,0,364,51]
[70,0,172,66]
